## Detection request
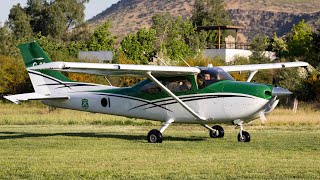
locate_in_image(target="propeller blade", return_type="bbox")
[259,111,267,124]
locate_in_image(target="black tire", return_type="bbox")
[238,131,250,142]
[209,125,225,138]
[147,129,163,143]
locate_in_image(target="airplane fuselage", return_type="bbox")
[43,80,275,124]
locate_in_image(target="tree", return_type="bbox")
[0,25,19,57]
[286,20,313,59]
[271,33,288,59]
[191,0,233,49]
[8,0,90,39]
[151,13,197,62]
[311,26,320,67]
[120,28,157,64]
[0,55,32,96]
[248,35,273,84]
[249,35,271,64]
[7,4,33,39]
[191,0,232,26]
[87,21,116,51]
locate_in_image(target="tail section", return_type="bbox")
[19,42,73,95]
[18,41,110,95]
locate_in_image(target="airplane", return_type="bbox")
[4,41,309,143]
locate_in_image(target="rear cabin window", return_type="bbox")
[140,77,192,93]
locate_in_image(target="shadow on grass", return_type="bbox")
[0,132,205,142]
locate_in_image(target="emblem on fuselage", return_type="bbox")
[82,99,89,109]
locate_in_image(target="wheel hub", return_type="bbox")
[150,134,157,143]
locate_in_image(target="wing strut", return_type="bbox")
[146,72,207,121]
[247,70,258,82]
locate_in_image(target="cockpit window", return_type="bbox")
[197,67,235,89]
[140,77,193,93]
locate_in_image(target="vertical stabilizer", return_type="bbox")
[18,42,72,95]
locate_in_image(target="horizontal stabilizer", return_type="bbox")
[4,93,69,104]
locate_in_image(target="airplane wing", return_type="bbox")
[218,62,309,72]
[28,62,201,77]
[4,93,69,104]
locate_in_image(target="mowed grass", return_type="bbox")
[0,103,320,179]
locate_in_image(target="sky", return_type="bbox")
[0,0,120,25]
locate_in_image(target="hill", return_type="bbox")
[88,0,320,41]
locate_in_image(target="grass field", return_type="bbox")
[0,103,320,179]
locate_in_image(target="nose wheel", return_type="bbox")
[238,131,250,142]
[234,120,251,142]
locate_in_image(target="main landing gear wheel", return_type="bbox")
[238,131,250,142]
[147,129,163,143]
[209,125,224,138]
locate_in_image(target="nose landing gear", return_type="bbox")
[233,119,250,142]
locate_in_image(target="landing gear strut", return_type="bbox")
[233,120,250,142]
[203,124,224,138]
[147,119,174,143]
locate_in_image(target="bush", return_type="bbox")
[0,55,32,96]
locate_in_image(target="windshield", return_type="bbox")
[197,67,235,89]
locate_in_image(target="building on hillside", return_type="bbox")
[197,26,276,63]
[79,51,113,63]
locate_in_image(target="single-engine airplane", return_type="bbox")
[4,42,309,143]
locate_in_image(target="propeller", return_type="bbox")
[259,111,267,124]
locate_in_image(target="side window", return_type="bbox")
[140,78,193,93]
[165,78,192,92]
[140,82,162,93]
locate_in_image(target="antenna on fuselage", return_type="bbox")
[179,56,191,67]
[156,56,168,66]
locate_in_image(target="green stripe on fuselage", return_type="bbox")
[93,79,273,101]
[202,81,273,100]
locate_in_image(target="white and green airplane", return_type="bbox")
[4,42,309,143]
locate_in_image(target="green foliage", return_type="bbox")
[8,0,89,39]
[273,60,307,96]
[311,26,320,67]
[191,0,233,49]
[191,0,232,26]
[151,13,198,63]
[0,55,32,96]
[286,20,314,61]
[270,20,319,67]
[120,28,156,64]
[271,33,289,58]
[7,4,33,39]
[87,21,116,51]
[0,26,19,57]
[178,54,225,67]
[249,35,271,64]
[301,71,320,101]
